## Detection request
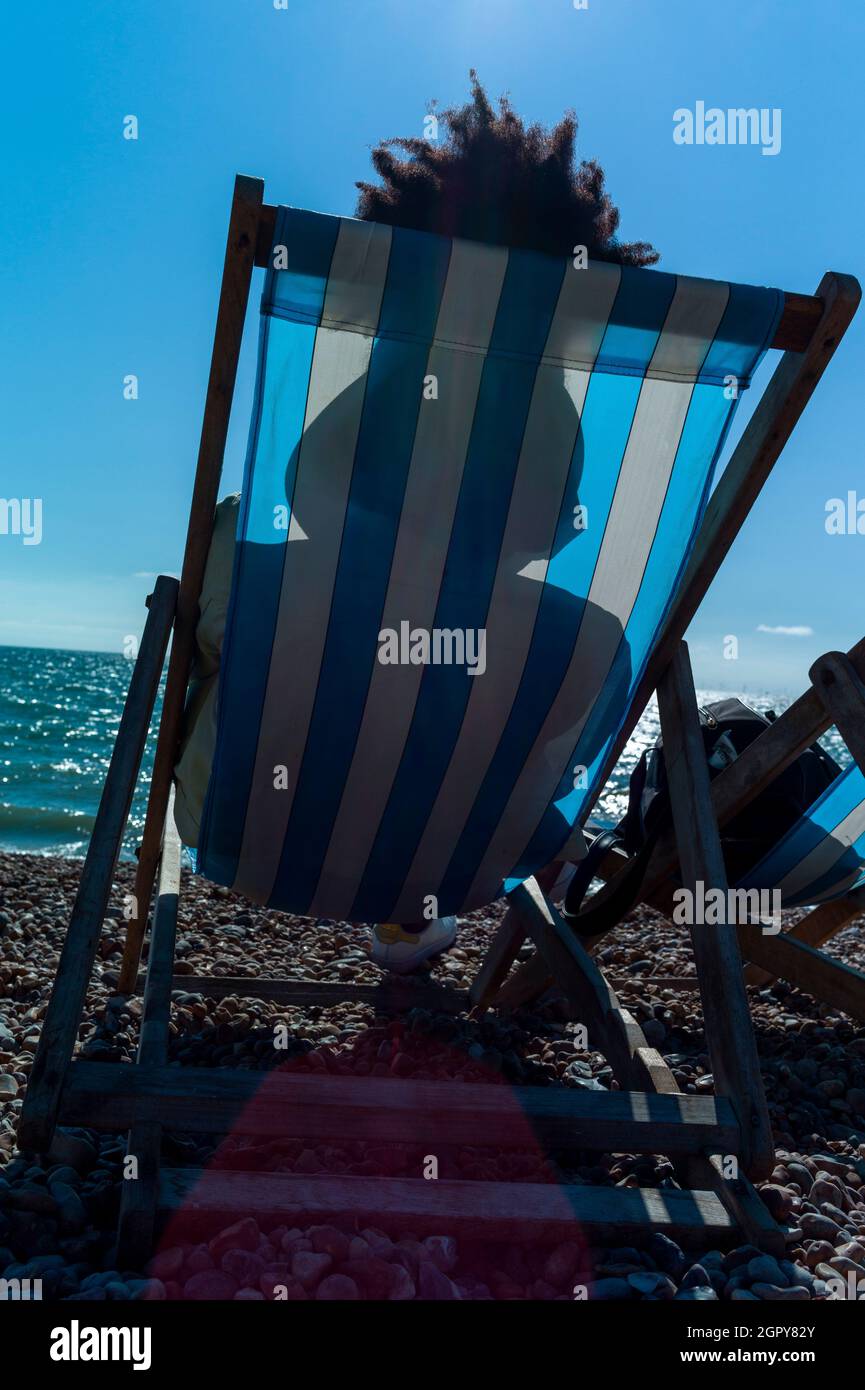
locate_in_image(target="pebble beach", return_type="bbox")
[2,848,865,1302]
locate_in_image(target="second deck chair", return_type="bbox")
[492,650,865,1020]
[19,176,860,1268]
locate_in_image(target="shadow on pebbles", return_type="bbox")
[2,851,865,1301]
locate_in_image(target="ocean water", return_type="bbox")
[0,645,850,861]
[0,646,164,860]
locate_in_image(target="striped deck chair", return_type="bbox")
[497,653,865,1022]
[743,761,865,908]
[20,176,860,1268]
[196,203,783,921]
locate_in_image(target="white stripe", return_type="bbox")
[308,237,509,917]
[776,796,865,902]
[232,220,392,900]
[465,275,730,908]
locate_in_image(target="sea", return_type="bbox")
[0,645,850,862]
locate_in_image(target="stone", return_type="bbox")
[646,1232,686,1278]
[786,1162,814,1193]
[291,1251,332,1290]
[422,1235,458,1272]
[149,1247,184,1281]
[751,1282,811,1301]
[337,1258,395,1299]
[309,1226,351,1262]
[675,1287,718,1301]
[316,1274,359,1300]
[235,1288,265,1300]
[759,1184,796,1222]
[642,1018,666,1047]
[746,1255,788,1287]
[184,1270,239,1300]
[208,1217,260,1261]
[847,1088,865,1117]
[46,1132,96,1175]
[418,1262,462,1299]
[0,1075,19,1098]
[222,1249,266,1286]
[681,1264,711,1290]
[800,1212,842,1241]
[52,1183,87,1235]
[387,1264,416,1301]
[731,1288,760,1300]
[542,1241,583,1288]
[627,1271,676,1298]
[185,1245,214,1274]
[588,1277,633,1300]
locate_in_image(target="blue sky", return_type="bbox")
[1,0,862,694]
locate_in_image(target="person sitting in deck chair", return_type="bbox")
[174,72,659,973]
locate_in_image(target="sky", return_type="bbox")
[0,0,863,695]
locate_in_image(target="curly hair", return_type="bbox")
[356,71,659,267]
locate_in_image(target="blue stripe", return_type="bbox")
[266,208,349,324]
[349,250,567,920]
[268,227,453,909]
[198,209,339,884]
[738,763,865,889]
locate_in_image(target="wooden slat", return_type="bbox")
[59,1060,738,1156]
[18,576,178,1152]
[159,1167,738,1246]
[119,174,264,994]
[744,889,865,986]
[736,923,865,1022]
[810,650,865,772]
[657,644,773,1179]
[117,798,182,1266]
[163,975,468,1015]
[688,1154,786,1257]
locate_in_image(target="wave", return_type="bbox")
[0,803,96,834]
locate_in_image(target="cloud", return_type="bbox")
[756,624,814,637]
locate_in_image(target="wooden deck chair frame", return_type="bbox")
[486,646,865,1025]
[17,175,861,1270]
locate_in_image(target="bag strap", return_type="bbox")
[562,825,662,938]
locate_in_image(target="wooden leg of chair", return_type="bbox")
[117,795,182,1268]
[657,642,774,1180]
[509,879,674,1094]
[744,888,865,986]
[18,579,178,1153]
[469,862,561,1010]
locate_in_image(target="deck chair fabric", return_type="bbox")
[736,761,865,907]
[196,205,782,922]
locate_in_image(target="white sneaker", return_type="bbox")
[370,917,457,975]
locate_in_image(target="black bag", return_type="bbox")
[564,697,841,936]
